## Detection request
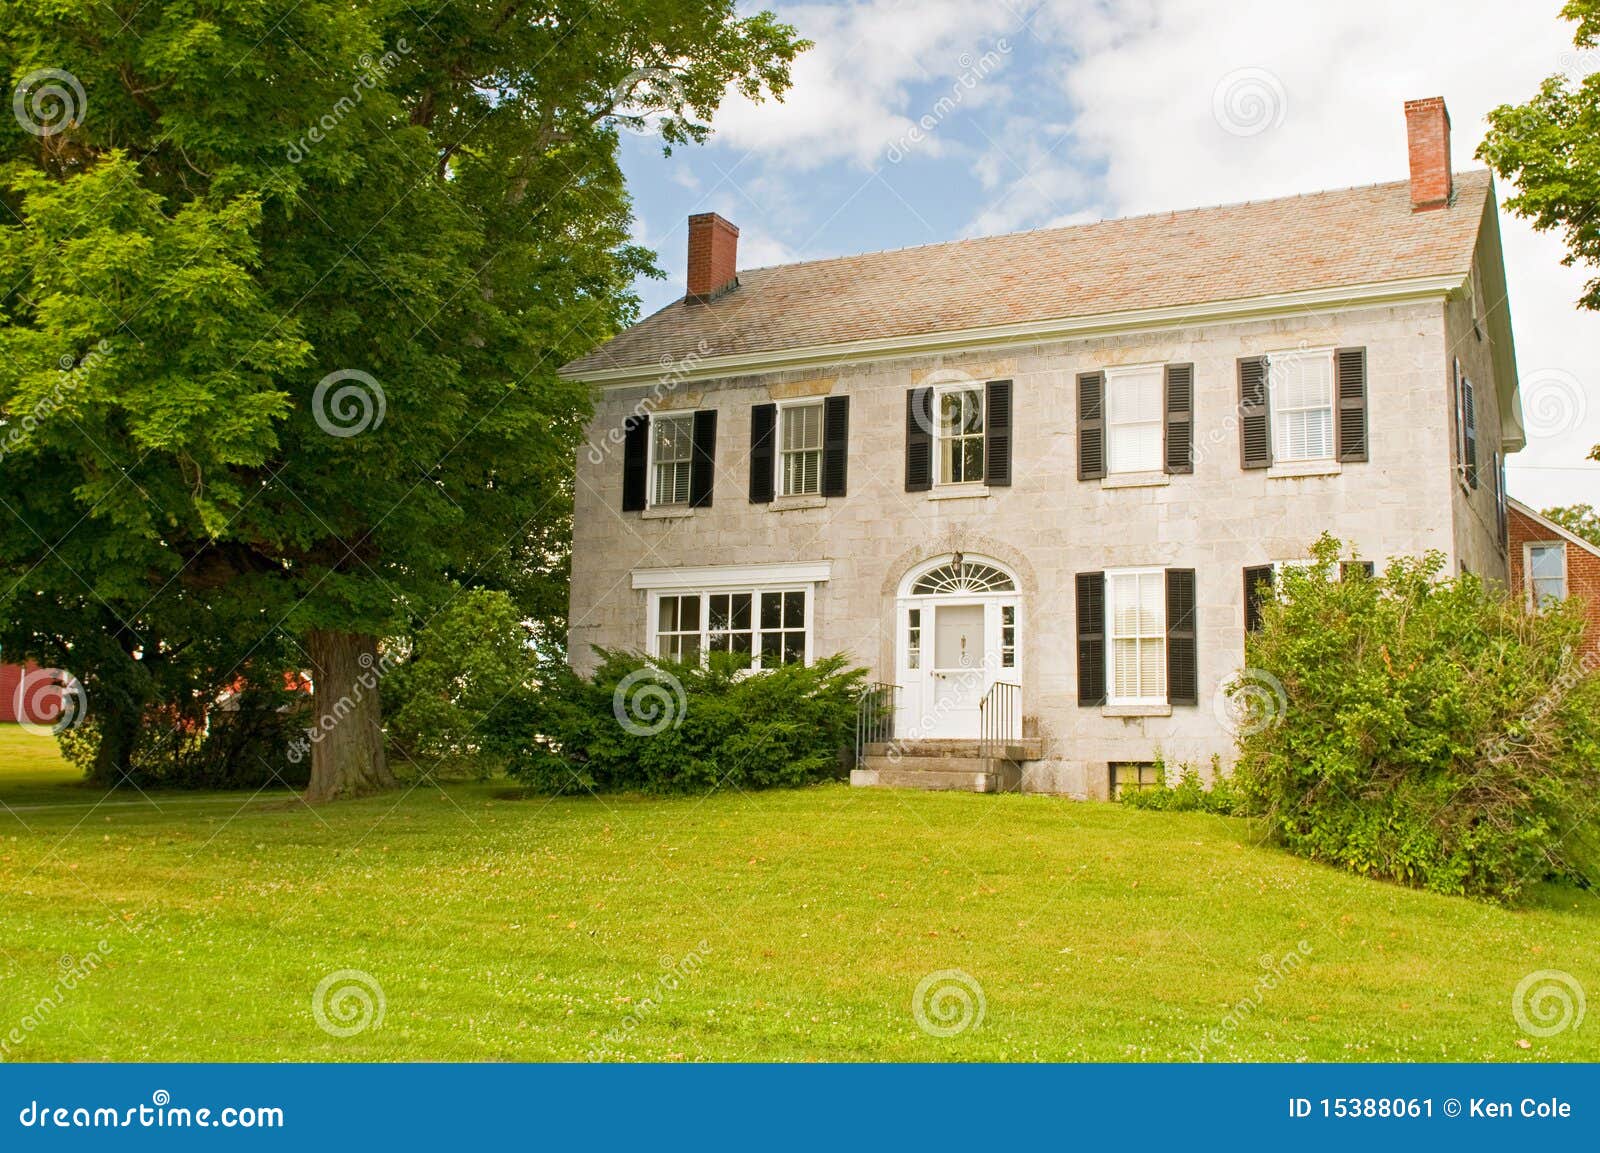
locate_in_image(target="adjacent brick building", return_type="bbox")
[1508,499,1600,659]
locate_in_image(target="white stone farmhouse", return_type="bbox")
[562,98,1523,798]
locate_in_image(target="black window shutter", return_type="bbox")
[905,388,933,492]
[749,404,776,503]
[821,395,849,497]
[1238,356,1271,469]
[1243,565,1275,633]
[1335,346,1368,463]
[1463,376,1479,489]
[1166,568,1198,706]
[621,414,649,512]
[689,409,717,508]
[1076,571,1106,706]
[1078,372,1105,481]
[984,379,1013,486]
[1164,363,1194,475]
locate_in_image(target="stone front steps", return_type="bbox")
[850,738,1043,794]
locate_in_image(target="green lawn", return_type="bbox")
[0,723,1593,1061]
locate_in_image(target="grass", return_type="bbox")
[0,723,1594,1062]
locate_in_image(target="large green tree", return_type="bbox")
[1480,0,1600,463]
[0,2,803,799]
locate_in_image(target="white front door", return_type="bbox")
[897,598,1018,739]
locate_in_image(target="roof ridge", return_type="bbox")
[735,169,1492,276]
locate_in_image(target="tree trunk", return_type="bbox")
[304,629,397,802]
[87,705,139,787]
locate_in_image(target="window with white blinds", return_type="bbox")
[1106,568,1166,704]
[1268,348,1335,462]
[1105,364,1164,474]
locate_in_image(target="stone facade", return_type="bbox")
[569,295,1514,798]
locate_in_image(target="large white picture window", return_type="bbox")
[649,586,810,668]
[1106,568,1166,704]
[1268,348,1335,463]
[1104,364,1164,474]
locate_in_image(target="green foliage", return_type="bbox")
[383,589,539,772]
[1119,755,1241,814]
[1233,534,1600,903]
[0,2,805,786]
[502,650,865,795]
[1542,503,1600,547]
[1479,1,1600,462]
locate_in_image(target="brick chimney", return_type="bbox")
[686,213,739,301]
[1404,97,1453,212]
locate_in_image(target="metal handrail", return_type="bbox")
[855,682,899,769]
[978,681,1022,777]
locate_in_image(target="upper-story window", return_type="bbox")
[651,413,695,506]
[1268,348,1335,463]
[1526,543,1566,610]
[1104,364,1164,474]
[780,401,824,496]
[936,385,985,485]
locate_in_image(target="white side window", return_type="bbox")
[1105,568,1166,704]
[1527,543,1566,610]
[1268,348,1335,463]
[1104,364,1163,474]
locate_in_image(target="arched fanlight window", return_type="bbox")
[911,557,1015,595]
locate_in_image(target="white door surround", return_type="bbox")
[895,554,1020,740]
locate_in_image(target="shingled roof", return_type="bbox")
[564,170,1493,379]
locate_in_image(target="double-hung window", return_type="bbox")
[780,402,823,496]
[936,386,985,485]
[1268,348,1335,463]
[651,586,810,668]
[1526,543,1566,610]
[1104,364,1164,474]
[651,413,695,506]
[1106,568,1166,704]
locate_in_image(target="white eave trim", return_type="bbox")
[567,274,1468,388]
[632,561,833,591]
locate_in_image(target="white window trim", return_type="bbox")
[932,382,986,487]
[1266,346,1336,465]
[632,561,831,590]
[647,411,696,508]
[645,585,815,669]
[775,397,825,498]
[1103,362,1165,476]
[1104,565,1166,707]
[1524,540,1567,612]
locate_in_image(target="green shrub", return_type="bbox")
[1233,534,1600,903]
[1119,755,1241,814]
[499,649,866,794]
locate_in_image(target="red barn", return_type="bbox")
[1508,498,1600,660]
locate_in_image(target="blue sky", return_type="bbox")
[617,0,1599,510]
